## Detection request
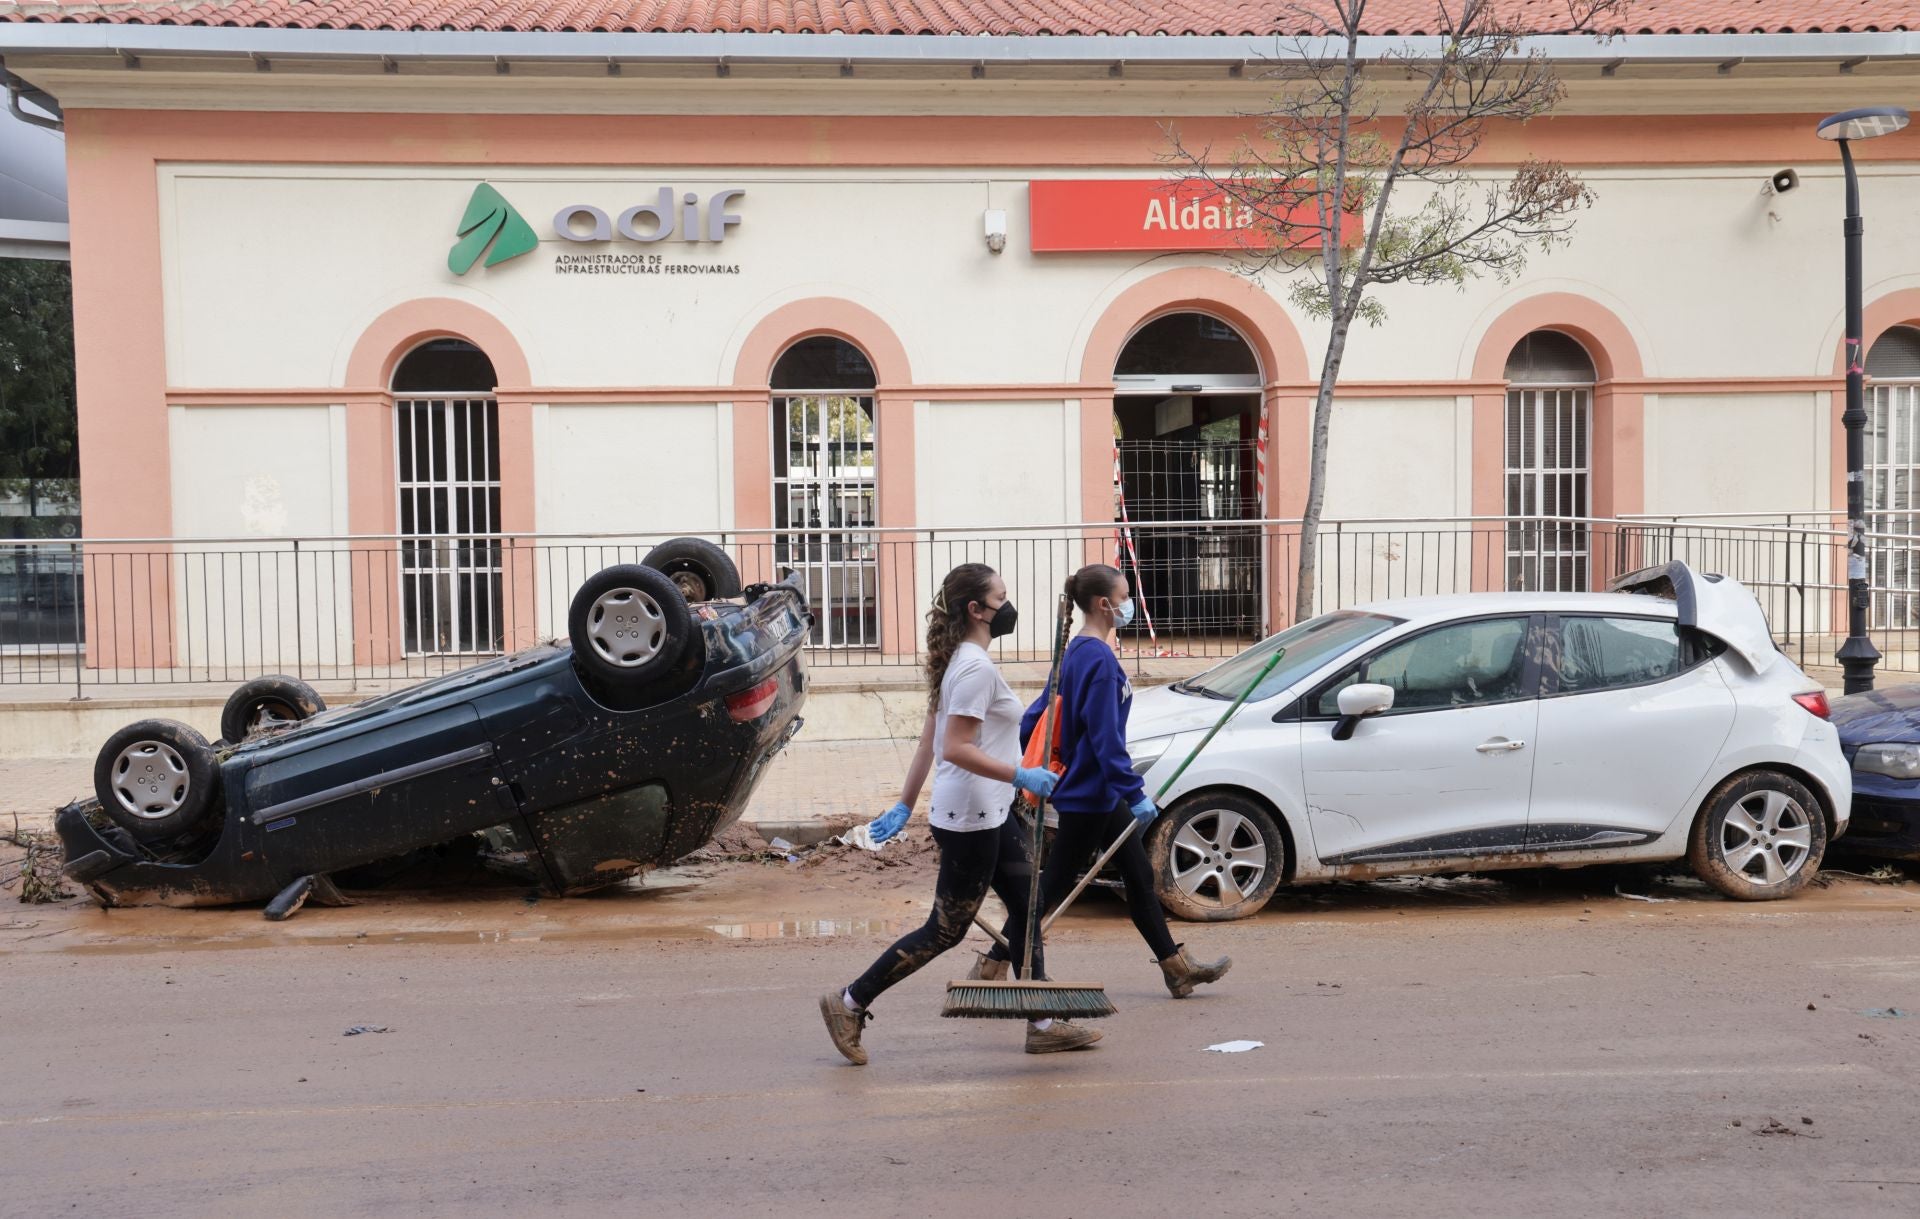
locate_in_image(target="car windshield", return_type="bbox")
[1175,611,1402,702]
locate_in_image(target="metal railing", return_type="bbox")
[0,514,1902,694]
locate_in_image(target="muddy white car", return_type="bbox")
[1127,563,1850,920]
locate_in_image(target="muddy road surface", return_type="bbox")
[4,842,1920,1217]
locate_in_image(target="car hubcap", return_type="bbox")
[247,699,297,734]
[1720,790,1813,886]
[587,586,667,667]
[111,741,190,820]
[1169,809,1269,907]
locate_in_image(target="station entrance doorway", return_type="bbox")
[1111,313,1265,641]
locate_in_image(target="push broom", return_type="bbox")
[941,595,1117,1021]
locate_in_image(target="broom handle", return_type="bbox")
[1040,645,1288,935]
[1022,595,1074,982]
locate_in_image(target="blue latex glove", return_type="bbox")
[1012,766,1058,798]
[1129,796,1158,826]
[870,802,911,844]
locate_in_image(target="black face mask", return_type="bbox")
[976,600,1019,639]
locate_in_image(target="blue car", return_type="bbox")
[1830,684,1920,859]
[58,542,811,913]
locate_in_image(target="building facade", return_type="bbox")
[4,4,1920,667]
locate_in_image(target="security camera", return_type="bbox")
[1764,168,1800,196]
[983,208,1008,255]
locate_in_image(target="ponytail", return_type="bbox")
[925,563,998,715]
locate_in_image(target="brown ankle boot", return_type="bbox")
[967,952,1009,981]
[819,991,872,1065]
[1158,945,1232,998]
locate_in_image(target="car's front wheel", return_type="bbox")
[1146,792,1285,921]
[567,564,693,688]
[1688,770,1827,901]
[93,718,221,842]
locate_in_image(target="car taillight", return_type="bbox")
[1792,691,1831,720]
[726,677,780,722]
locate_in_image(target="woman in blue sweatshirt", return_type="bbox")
[979,563,1231,998]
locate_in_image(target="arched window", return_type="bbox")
[1111,312,1264,638]
[772,337,878,648]
[1866,325,1920,626]
[393,338,502,656]
[1504,331,1597,592]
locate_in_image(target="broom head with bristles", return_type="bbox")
[941,979,1117,1020]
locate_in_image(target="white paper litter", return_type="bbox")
[768,837,794,852]
[1205,1040,1264,1053]
[833,823,885,852]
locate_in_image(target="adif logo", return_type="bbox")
[449,183,538,274]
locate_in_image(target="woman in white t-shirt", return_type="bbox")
[819,563,1104,1064]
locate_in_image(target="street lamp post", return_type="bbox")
[1817,106,1910,696]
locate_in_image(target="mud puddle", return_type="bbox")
[708,917,909,940]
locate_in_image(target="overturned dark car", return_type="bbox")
[57,540,809,914]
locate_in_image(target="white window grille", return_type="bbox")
[770,339,879,649]
[1866,326,1920,628]
[396,396,502,656]
[1504,331,1595,593]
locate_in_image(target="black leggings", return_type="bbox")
[990,802,1179,964]
[846,815,1042,1009]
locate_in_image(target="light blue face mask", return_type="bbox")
[1112,597,1136,628]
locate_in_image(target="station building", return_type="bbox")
[3,2,1920,667]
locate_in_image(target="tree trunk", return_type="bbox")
[1292,312,1356,623]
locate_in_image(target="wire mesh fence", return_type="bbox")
[0,514,1900,693]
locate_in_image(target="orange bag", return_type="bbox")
[1018,694,1066,808]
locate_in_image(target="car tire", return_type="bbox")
[93,718,221,843]
[567,564,693,687]
[642,537,742,604]
[1146,792,1286,922]
[1687,769,1828,901]
[220,674,327,744]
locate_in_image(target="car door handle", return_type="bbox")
[1476,738,1526,753]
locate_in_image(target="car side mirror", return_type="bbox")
[1331,683,1395,741]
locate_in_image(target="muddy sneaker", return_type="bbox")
[1025,1020,1104,1054]
[966,952,1009,981]
[819,992,871,1066]
[1158,945,1232,999]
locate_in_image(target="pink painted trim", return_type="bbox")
[72,110,1918,171]
[728,298,917,653]
[1468,295,1648,563]
[342,298,535,664]
[1076,267,1310,525]
[1826,288,1920,519]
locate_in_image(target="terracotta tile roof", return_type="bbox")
[2,1,1914,37]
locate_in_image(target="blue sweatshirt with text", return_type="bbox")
[1020,636,1146,815]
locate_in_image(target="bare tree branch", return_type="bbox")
[1161,0,1630,620]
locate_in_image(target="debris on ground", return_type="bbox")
[2,826,73,905]
[1205,1040,1264,1053]
[1811,865,1909,888]
[1753,1117,1819,1138]
[1860,1008,1914,1019]
[1614,886,1677,903]
[342,1025,391,1036]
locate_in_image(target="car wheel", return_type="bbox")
[1146,792,1285,922]
[642,537,742,603]
[1688,770,1828,901]
[220,674,326,744]
[93,719,221,842]
[567,564,693,687]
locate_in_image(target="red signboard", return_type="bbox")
[1029,178,1348,254]
[1029,179,1271,253]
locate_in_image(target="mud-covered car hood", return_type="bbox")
[1128,681,1269,743]
[1831,684,1920,745]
